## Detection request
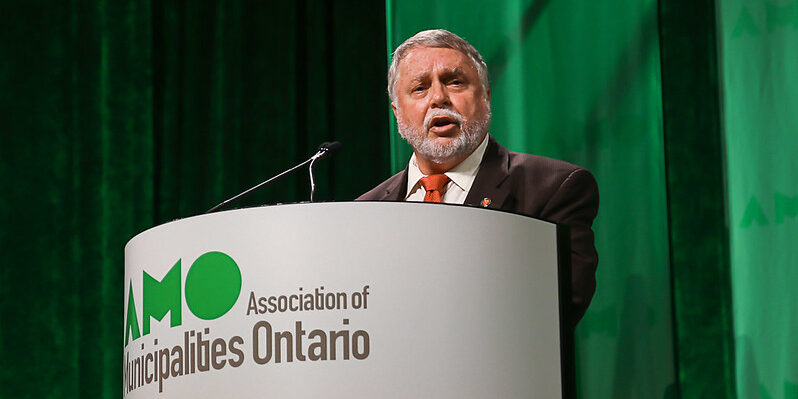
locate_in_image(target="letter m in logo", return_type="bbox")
[143,259,182,335]
[775,192,798,224]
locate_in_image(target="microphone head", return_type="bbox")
[319,141,343,158]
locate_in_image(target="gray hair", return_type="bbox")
[387,29,489,102]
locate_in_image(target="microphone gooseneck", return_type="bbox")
[206,141,343,214]
[309,142,342,202]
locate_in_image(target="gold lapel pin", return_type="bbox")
[480,198,492,207]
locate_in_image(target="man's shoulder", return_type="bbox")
[485,139,597,214]
[356,169,407,201]
[497,141,595,186]
[508,149,580,172]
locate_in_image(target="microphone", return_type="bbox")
[206,141,343,213]
[315,141,342,160]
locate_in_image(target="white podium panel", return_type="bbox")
[123,202,566,398]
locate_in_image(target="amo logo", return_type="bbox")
[740,192,798,228]
[732,1,798,37]
[125,251,242,346]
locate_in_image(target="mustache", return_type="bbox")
[423,108,464,131]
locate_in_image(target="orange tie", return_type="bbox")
[419,174,450,203]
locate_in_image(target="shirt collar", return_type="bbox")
[406,133,491,197]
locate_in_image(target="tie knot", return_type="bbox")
[419,174,450,203]
[420,174,450,192]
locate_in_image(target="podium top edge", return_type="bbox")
[127,201,558,248]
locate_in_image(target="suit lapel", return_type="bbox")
[465,136,512,209]
[377,168,408,201]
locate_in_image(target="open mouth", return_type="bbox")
[428,116,458,132]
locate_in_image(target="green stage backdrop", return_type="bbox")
[2,0,796,397]
[387,0,676,397]
[718,1,798,397]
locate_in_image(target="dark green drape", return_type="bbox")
[0,1,387,397]
[151,0,389,216]
[658,0,736,397]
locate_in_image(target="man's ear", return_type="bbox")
[391,102,398,119]
[486,87,491,102]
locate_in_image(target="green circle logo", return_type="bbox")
[185,251,242,320]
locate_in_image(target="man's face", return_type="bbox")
[392,46,491,166]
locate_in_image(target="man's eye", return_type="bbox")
[449,80,462,85]
[412,86,425,92]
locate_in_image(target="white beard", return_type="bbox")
[397,107,491,164]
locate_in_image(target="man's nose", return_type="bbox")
[429,81,451,108]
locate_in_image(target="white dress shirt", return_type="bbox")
[405,134,490,204]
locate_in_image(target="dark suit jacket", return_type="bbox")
[357,136,599,325]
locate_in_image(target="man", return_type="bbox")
[358,29,598,325]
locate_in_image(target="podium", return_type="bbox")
[123,202,574,398]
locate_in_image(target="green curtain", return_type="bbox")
[0,1,388,397]
[387,0,676,397]
[717,1,798,398]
